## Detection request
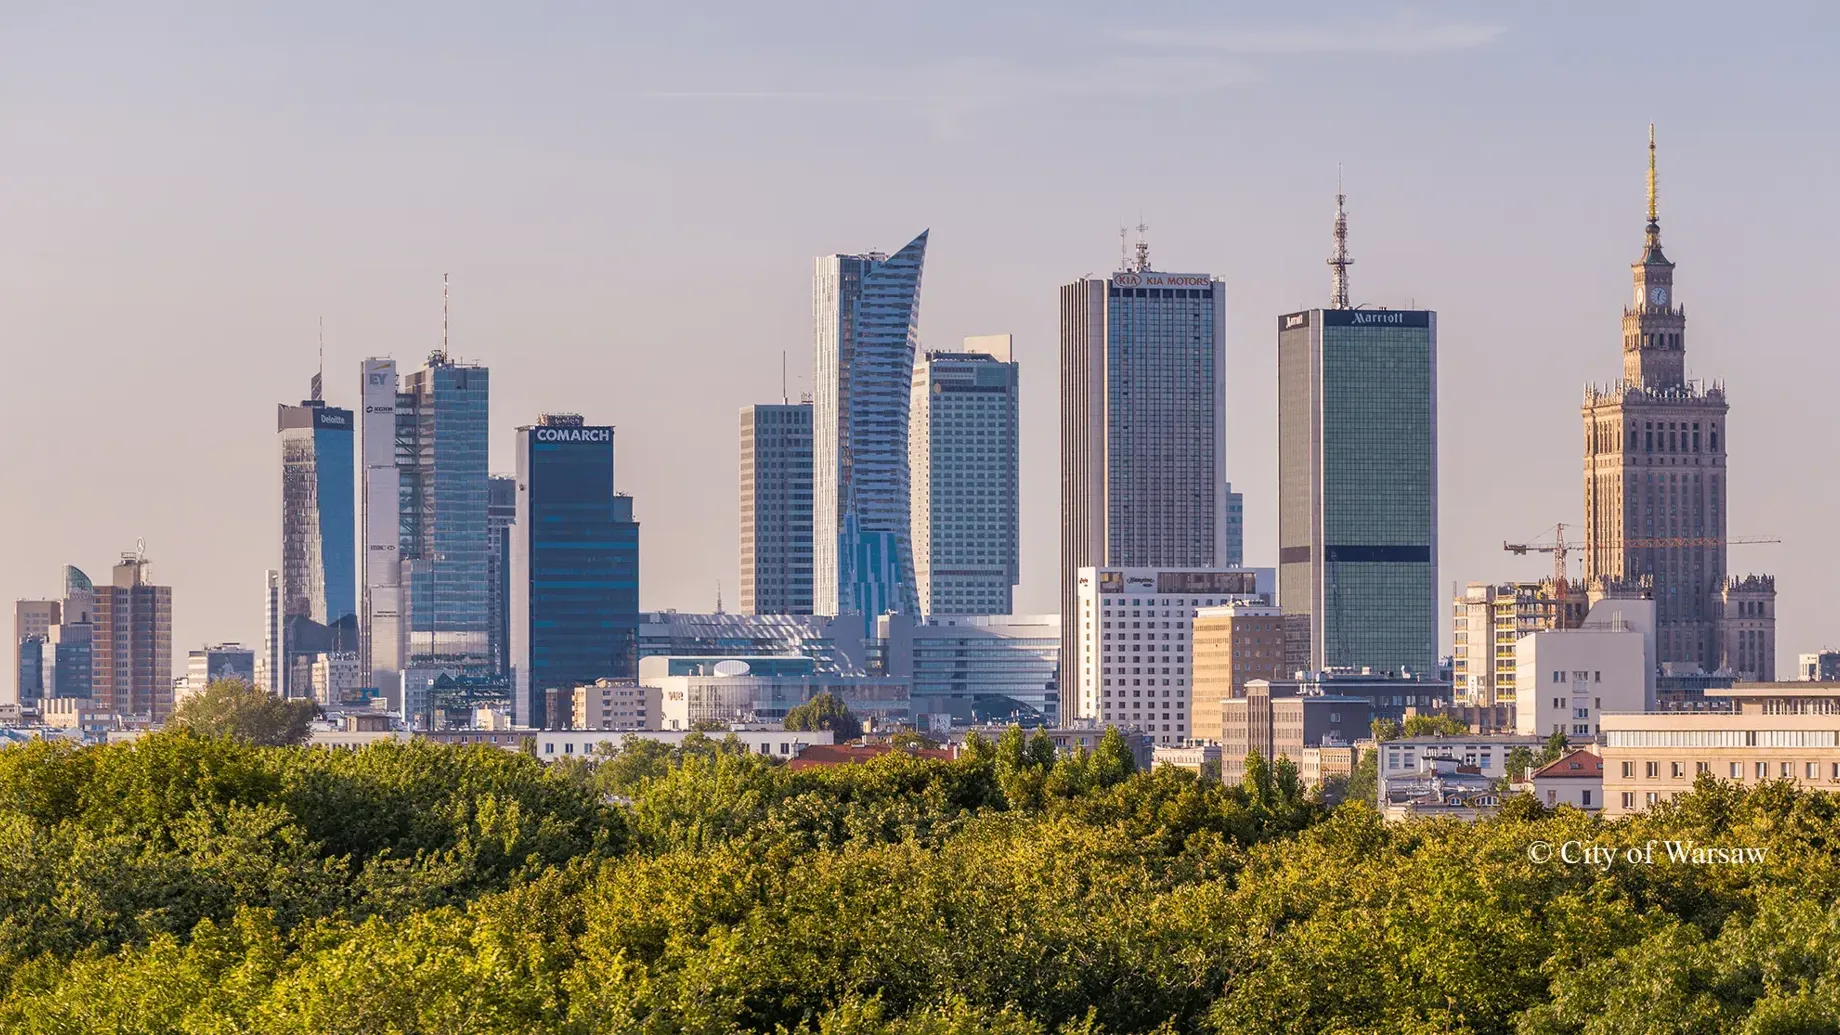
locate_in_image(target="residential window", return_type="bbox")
[1671,762,1684,778]
[1621,761,1634,778]
[1644,761,1658,778]
[1580,790,1592,807]
[1730,762,1742,779]
[1621,792,1635,809]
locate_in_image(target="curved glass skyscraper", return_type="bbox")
[813,230,928,626]
[278,387,358,698]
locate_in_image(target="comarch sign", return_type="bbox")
[534,426,612,444]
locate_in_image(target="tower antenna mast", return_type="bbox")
[1328,167,1352,309]
[312,316,325,401]
[1133,222,1151,273]
[1647,123,1658,226]
[439,272,449,362]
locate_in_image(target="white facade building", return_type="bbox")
[1378,733,1546,789]
[910,337,1019,616]
[572,679,661,731]
[1515,598,1655,739]
[359,358,403,702]
[310,652,362,706]
[257,569,281,695]
[641,655,909,731]
[1073,566,1273,745]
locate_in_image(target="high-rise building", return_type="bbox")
[511,415,640,729]
[1451,580,1590,706]
[92,552,173,721]
[13,599,59,708]
[1222,484,1246,570]
[739,402,813,616]
[359,358,403,696]
[1059,244,1229,717]
[45,567,95,702]
[257,570,281,694]
[910,336,1019,616]
[399,352,492,673]
[1278,304,1438,677]
[1072,566,1274,745]
[278,384,357,699]
[1581,128,1769,675]
[813,230,929,624]
[487,475,517,677]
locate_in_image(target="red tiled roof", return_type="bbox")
[1530,749,1603,780]
[785,743,956,771]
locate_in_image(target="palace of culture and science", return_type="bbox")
[1581,129,1776,681]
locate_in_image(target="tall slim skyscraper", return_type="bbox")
[910,335,1019,615]
[487,475,517,677]
[813,230,928,624]
[278,383,357,699]
[1582,128,1756,674]
[92,552,173,721]
[257,569,281,694]
[739,402,813,616]
[1058,242,1228,715]
[359,358,403,695]
[511,415,640,728]
[398,353,492,673]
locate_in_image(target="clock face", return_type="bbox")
[1649,286,1668,305]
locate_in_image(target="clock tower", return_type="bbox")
[1623,126,1687,388]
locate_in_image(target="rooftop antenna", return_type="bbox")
[311,316,325,401]
[1133,222,1151,273]
[781,350,788,405]
[1118,226,1130,272]
[715,580,724,614]
[1647,123,1658,226]
[1328,166,1352,309]
[438,272,449,363]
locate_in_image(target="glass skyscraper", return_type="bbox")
[487,474,517,677]
[910,336,1019,615]
[813,230,928,625]
[1058,264,1229,717]
[739,402,813,615]
[1278,308,1439,677]
[398,355,492,672]
[511,415,640,729]
[278,386,357,698]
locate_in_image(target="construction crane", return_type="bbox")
[1504,523,1782,584]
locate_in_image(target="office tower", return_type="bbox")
[910,335,1019,616]
[183,642,256,704]
[1582,129,1768,675]
[257,570,281,694]
[278,382,357,699]
[398,351,491,673]
[813,230,929,623]
[511,415,640,728]
[92,552,173,721]
[1224,484,1244,568]
[1277,193,1437,676]
[1073,566,1274,745]
[45,567,95,701]
[359,358,403,696]
[487,475,517,677]
[739,402,814,616]
[1059,240,1228,718]
[13,599,59,708]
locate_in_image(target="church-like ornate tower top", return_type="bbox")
[1623,124,1685,389]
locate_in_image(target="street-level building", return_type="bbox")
[879,612,1059,728]
[1190,602,1287,742]
[1600,681,1840,816]
[1516,748,1605,812]
[1799,650,1840,682]
[1220,679,1369,784]
[571,679,661,731]
[1451,580,1589,707]
[641,655,908,731]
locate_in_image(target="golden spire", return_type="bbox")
[1646,123,1658,225]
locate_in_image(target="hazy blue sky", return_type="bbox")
[3,2,1837,691]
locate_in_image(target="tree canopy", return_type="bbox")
[783,691,864,741]
[0,729,1836,1032]
[168,677,319,746]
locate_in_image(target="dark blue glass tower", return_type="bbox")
[511,415,640,728]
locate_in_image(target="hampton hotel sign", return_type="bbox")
[1111,272,1214,289]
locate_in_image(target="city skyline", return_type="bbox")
[2,5,1835,690]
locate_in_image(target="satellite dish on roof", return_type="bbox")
[713,660,750,678]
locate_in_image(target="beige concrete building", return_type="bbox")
[1600,682,1840,817]
[571,679,661,731]
[1451,580,1588,707]
[1721,575,1776,681]
[1514,598,1653,739]
[1220,680,1369,784]
[1190,602,1286,741]
[93,554,173,722]
[1301,744,1359,789]
[1580,129,1773,676]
